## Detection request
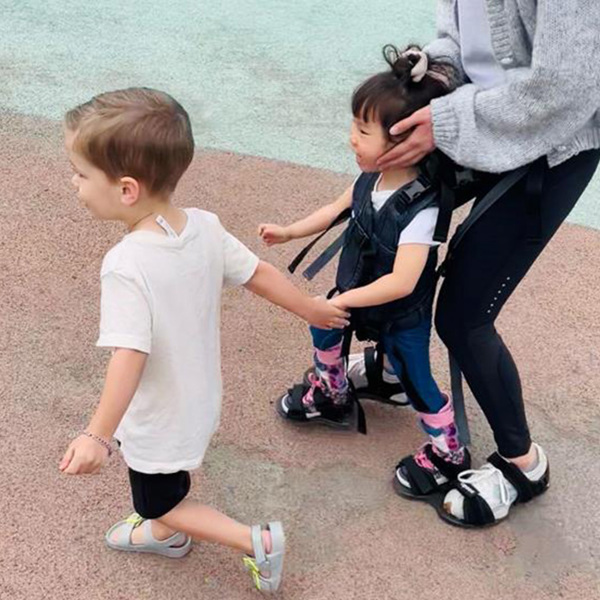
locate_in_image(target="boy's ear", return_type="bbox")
[119,177,140,206]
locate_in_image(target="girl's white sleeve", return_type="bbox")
[398,207,441,247]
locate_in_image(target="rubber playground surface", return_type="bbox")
[1,3,600,599]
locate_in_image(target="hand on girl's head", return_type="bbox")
[377,106,435,170]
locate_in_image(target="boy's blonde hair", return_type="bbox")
[65,88,194,195]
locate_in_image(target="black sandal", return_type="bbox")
[276,381,366,433]
[393,444,472,514]
[439,451,550,529]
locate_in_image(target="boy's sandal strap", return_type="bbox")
[487,452,549,503]
[250,525,266,566]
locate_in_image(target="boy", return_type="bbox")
[59,88,348,593]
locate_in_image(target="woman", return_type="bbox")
[377,1,600,527]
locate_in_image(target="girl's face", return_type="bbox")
[349,117,392,172]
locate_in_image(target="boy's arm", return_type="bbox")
[59,348,147,475]
[259,185,353,245]
[244,260,349,329]
[331,244,430,309]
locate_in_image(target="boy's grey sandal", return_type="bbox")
[104,512,192,558]
[243,521,285,593]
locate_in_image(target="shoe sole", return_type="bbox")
[104,534,193,558]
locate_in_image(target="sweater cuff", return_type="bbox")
[431,96,460,159]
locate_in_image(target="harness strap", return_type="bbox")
[364,345,383,389]
[449,352,471,447]
[525,157,546,244]
[433,178,455,243]
[288,207,351,274]
[448,165,530,255]
[302,233,346,281]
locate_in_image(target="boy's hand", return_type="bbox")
[59,434,110,475]
[258,223,292,246]
[307,296,350,329]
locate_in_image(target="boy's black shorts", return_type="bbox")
[128,468,191,519]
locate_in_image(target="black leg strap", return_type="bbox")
[364,345,383,389]
[487,452,549,503]
[347,379,366,435]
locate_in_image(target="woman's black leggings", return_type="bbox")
[435,149,600,458]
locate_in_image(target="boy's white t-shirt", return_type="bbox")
[370,176,440,247]
[97,208,259,474]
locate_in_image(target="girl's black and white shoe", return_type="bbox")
[440,443,550,528]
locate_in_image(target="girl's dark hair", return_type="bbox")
[352,44,457,141]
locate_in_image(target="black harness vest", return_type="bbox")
[334,171,439,341]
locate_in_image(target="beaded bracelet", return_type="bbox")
[83,431,113,456]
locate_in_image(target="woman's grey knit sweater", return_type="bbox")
[426,0,600,172]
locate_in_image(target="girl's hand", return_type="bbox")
[377,106,435,170]
[328,296,349,311]
[258,223,292,246]
[59,434,109,475]
[308,296,350,329]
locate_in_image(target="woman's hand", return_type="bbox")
[258,223,292,246]
[377,106,435,170]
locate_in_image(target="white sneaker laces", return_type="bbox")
[457,464,511,507]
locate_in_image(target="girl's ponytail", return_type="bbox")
[383,44,415,85]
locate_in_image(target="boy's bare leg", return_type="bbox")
[109,499,257,552]
[156,499,255,554]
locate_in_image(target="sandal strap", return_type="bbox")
[424,444,471,480]
[487,452,549,503]
[250,525,266,566]
[111,513,144,546]
[399,455,438,495]
[454,481,497,525]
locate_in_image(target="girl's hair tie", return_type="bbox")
[404,47,429,83]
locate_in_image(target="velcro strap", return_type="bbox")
[287,207,351,274]
[460,487,496,526]
[425,445,470,481]
[302,233,345,281]
[400,456,437,495]
[487,453,536,503]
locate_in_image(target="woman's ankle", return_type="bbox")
[506,443,538,471]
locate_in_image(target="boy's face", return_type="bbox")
[64,129,123,220]
[349,117,392,172]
